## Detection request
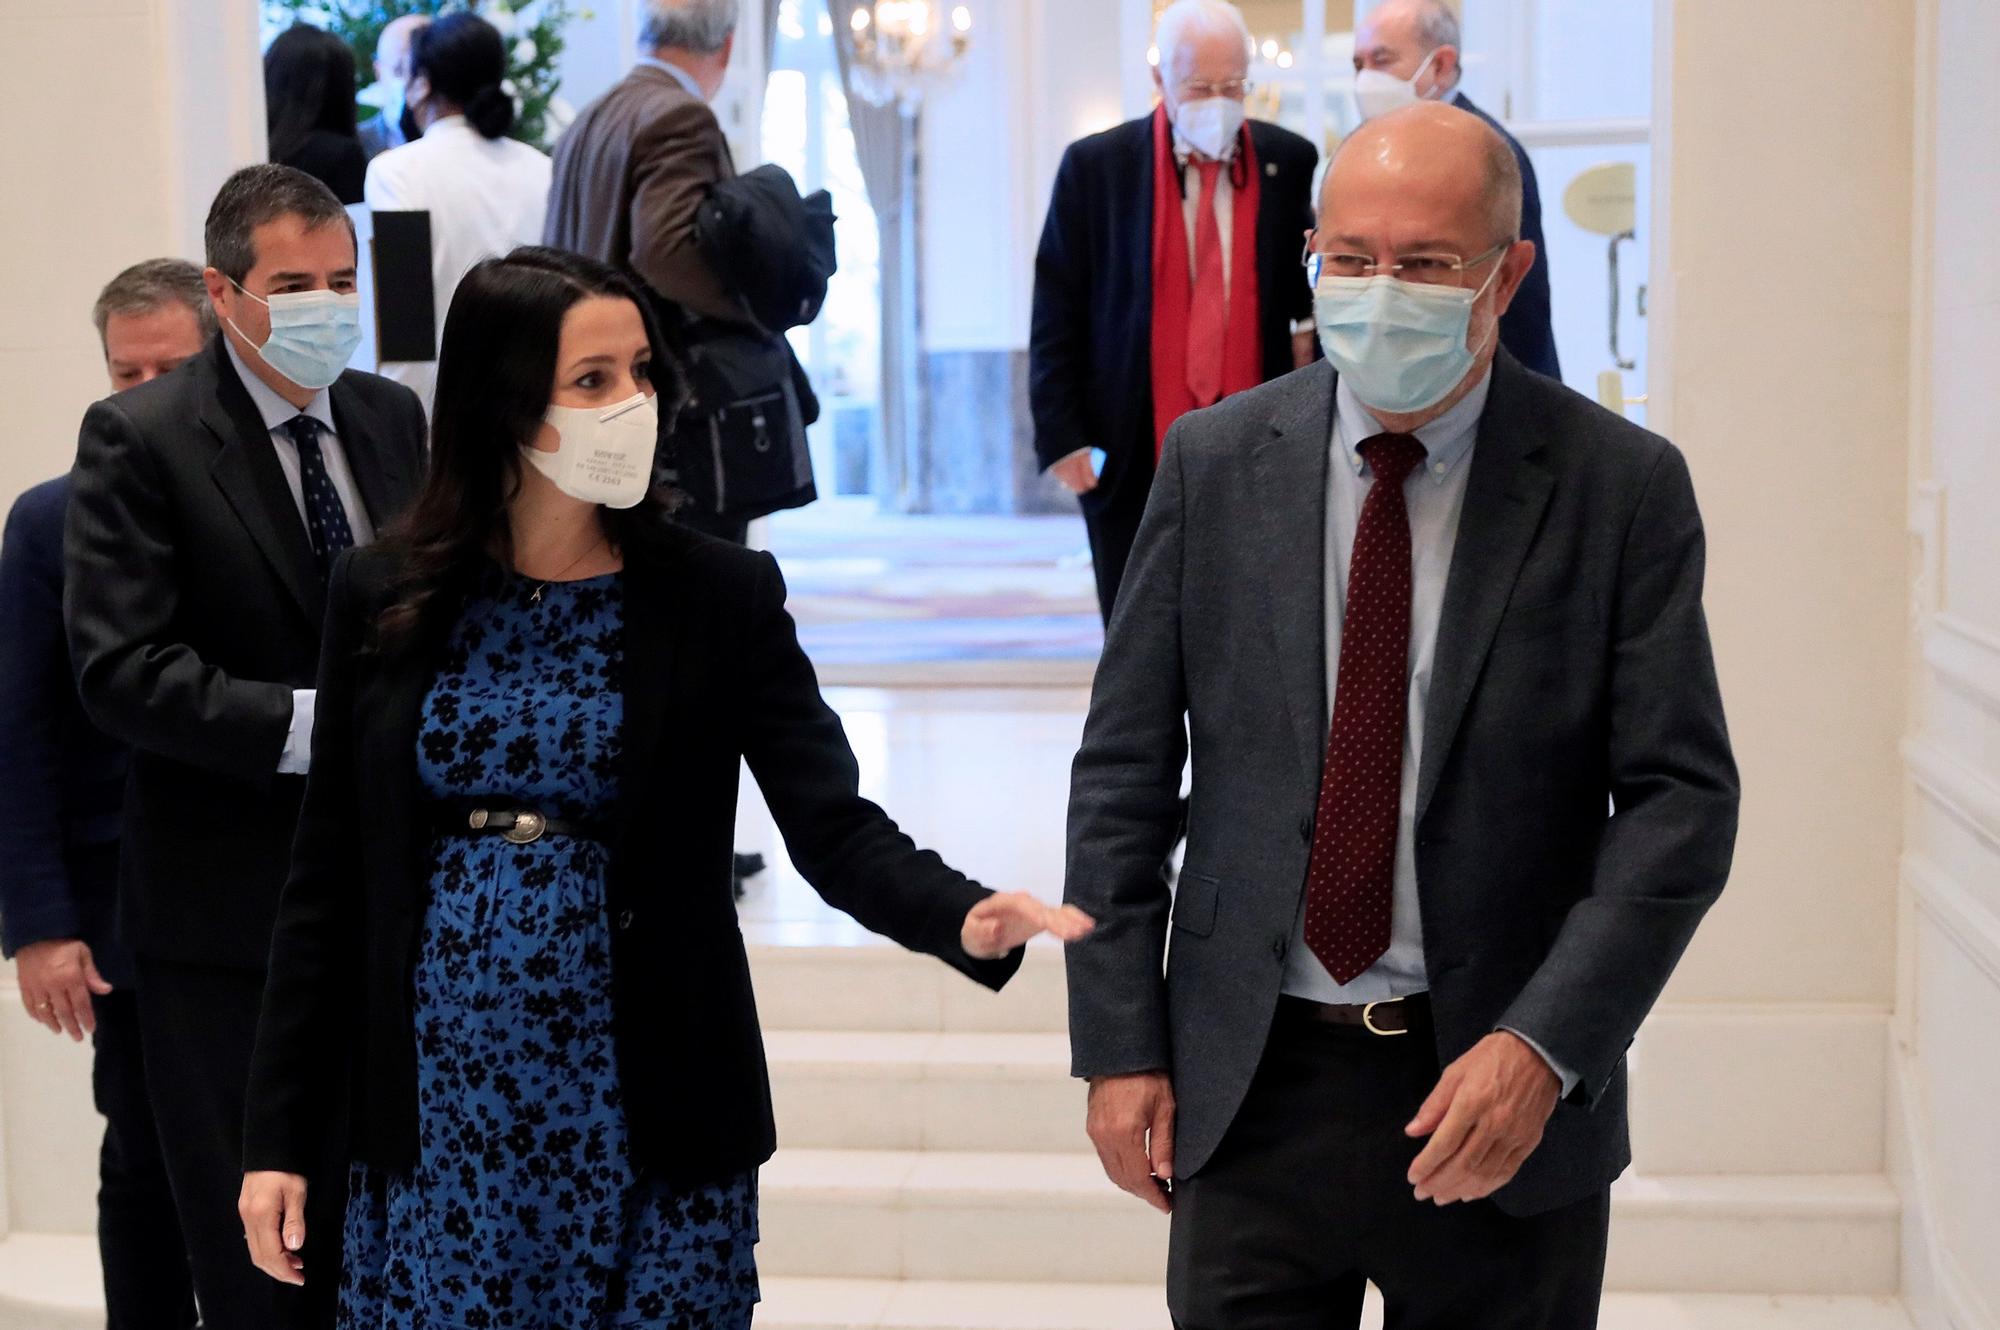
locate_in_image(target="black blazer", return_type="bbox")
[243,525,1023,1185]
[1029,115,1318,514]
[64,336,427,969]
[1454,93,1561,381]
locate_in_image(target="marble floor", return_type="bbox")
[735,686,1091,945]
[765,509,1101,684]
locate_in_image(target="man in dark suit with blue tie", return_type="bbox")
[64,165,428,1330]
[1,257,212,1330]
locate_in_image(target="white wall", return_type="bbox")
[0,0,265,513]
[1895,0,2000,1324]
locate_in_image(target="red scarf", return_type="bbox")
[1149,103,1263,460]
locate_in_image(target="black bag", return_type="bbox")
[694,164,837,333]
[668,324,818,522]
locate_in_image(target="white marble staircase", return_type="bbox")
[0,941,1907,1327]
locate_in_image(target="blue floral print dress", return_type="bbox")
[338,567,759,1330]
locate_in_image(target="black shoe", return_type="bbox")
[732,850,767,901]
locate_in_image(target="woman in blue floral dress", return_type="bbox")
[240,248,1093,1329]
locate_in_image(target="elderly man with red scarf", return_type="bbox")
[1031,0,1317,622]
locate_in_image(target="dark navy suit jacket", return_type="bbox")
[0,475,132,988]
[1456,92,1562,380]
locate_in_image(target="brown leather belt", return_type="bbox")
[433,805,608,846]
[1278,992,1430,1037]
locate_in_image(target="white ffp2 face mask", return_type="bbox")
[1173,96,1247,160]
[523,392,659,509]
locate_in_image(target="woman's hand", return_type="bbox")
[239,1171,309,1285]
[960,891,1095,960]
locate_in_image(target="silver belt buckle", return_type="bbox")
[501,810,547,844]
[1361,1000,1408,1037]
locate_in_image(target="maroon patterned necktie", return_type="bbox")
[1302,432,1428,983]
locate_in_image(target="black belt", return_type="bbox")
[432,805,609,846]
[1278,992,1431,1037]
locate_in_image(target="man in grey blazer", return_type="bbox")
[1064,102,1738,1328]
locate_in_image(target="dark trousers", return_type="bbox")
[92,987,198,1329]
[136,958,345,1330]
[1168,1002,1609,1330]
[1080,482,1148,625]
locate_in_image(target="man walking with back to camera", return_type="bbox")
[1063,102,1738,1328]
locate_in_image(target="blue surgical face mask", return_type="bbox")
[226,281,363,391]
[1313,256,1503,414]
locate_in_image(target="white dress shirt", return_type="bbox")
[1173,132,1235,296]
[223,339,377,775]
[364,114,553,412]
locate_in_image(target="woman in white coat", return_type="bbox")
[365,13,553,413]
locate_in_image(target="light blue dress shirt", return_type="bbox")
[224,340,375,775]
[634,55,705,100]
[1281,370,1485,1005]
[1278,368,1577,1095]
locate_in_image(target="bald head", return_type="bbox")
[375,14,430,83]
[1322,101,1521,246]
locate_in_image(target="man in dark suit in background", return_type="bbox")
[1,258,208,1330]
[65,165,427,1329]
[1352,0,1561,380]
[1065,103,1737,1328]
[1030,0,1318,622]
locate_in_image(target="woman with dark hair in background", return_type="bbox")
[265,24,368,204]
[366,13,553,413]
[237,246,1092,1328]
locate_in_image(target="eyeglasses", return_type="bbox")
[1176,78,1255,99]
[1302,238,1510,288]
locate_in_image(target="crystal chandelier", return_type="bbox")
[845,1,974,108]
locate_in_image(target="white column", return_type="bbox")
[1650,0,1913,1010]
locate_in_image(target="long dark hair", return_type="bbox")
[411,13,516,141]
[265,25,360,162]
[374,247,686,653]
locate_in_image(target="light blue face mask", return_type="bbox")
[1313,254,1504,415]
[227,282,364,391]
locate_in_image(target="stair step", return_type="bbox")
[0,1239,1913,1330]
[758,1151,1900,1295]
[768,1030,1081,1152]
[749,942,1069,1035]
[757,1281,1911,1329]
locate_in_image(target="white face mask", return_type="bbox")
[1172,96,1246,160]
[523,392,659,509]
[1353,48,1442,121]
[226,283,364,392]
[1313,252,1504,415]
